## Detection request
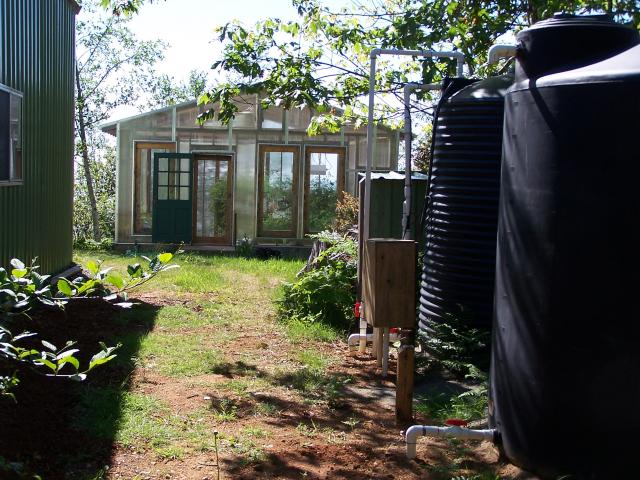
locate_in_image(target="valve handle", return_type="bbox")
[445,419,468,427]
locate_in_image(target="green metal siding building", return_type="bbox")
[0,0,79,273]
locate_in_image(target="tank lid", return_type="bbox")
[524,12,620,32]
[448,75,513,103]
[515,13,639,80]
[536,44,640,87]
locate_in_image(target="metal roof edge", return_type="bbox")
[99,100,197,133]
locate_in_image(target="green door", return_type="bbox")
[152,152,193,243]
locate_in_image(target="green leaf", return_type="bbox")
[89,354,117,371]
[10,259,25,270]
[86,260,99,276]
[55,349,80,361]
[41,340,57,351]
[158,252,173,264]
[57,355,80,371]
[76,279,97,295]
[69,373,87,382]
[106,273,125,290]
[127,263,142,278]
[35,358,57,372]
[11,268,28,279]
[57,278,74,296]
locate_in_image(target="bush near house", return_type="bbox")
[278,232,357,333]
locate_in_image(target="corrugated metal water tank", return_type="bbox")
[491,14,640,478]
[418,75,512,335]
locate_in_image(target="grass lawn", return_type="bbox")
[0,250,522,479]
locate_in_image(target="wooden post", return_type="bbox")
[396,329,415,423]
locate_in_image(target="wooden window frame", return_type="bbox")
[133,141,175,235]
[257,144,300,238]
[304,146,346,235]
[192,154,234,245]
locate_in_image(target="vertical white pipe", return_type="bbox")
[359,317,367,352]
[382,327,390,376]
[364,54,377,244]
[403,83,413,240]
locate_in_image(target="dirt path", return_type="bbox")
[93,266,525,480]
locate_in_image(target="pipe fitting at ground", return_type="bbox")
[347,332,400,347]
[405,425,497,459]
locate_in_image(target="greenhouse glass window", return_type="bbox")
[0,84,23,184]
[304,146,345,233]
[257,144,299,237]
[133,142,175,234]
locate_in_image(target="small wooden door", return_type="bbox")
[152,152,193,243]
[192,155,234,245]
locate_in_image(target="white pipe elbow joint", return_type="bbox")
[488,44,517,65]
[405,425,425,459]
[405,425,497,460]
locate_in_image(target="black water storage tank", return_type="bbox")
[491,15,640,478]
[419,76,512,338]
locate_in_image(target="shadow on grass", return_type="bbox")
[0,298,159,479]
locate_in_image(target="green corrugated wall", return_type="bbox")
[0,0,77,274]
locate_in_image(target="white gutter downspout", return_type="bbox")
[402,82,440,240]
[406,425,497,459]
[487,44,517,66]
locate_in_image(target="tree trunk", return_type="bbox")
[75,65,101,242]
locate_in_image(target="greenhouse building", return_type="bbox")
[101,95,400,250]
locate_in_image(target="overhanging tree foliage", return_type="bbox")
[199,0,640,132]
[75,0,166,241]
[100,0,639,134]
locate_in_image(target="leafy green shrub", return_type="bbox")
[278,234,357,332]
[418,306,490,377]
[0,251,179,397]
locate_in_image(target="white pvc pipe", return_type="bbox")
[348,331,400,347]
[358,317,368,352]
[405,425,496,459]
[382,327,390,376]
[488,44,517,65]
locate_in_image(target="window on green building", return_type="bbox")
[0,84,23,184]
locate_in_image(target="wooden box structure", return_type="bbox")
[362,239,417,328]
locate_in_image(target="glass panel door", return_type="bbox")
[193,155,233,244]
[304,146,345,233]
[258,145,299,237]
[152,153,193,243]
